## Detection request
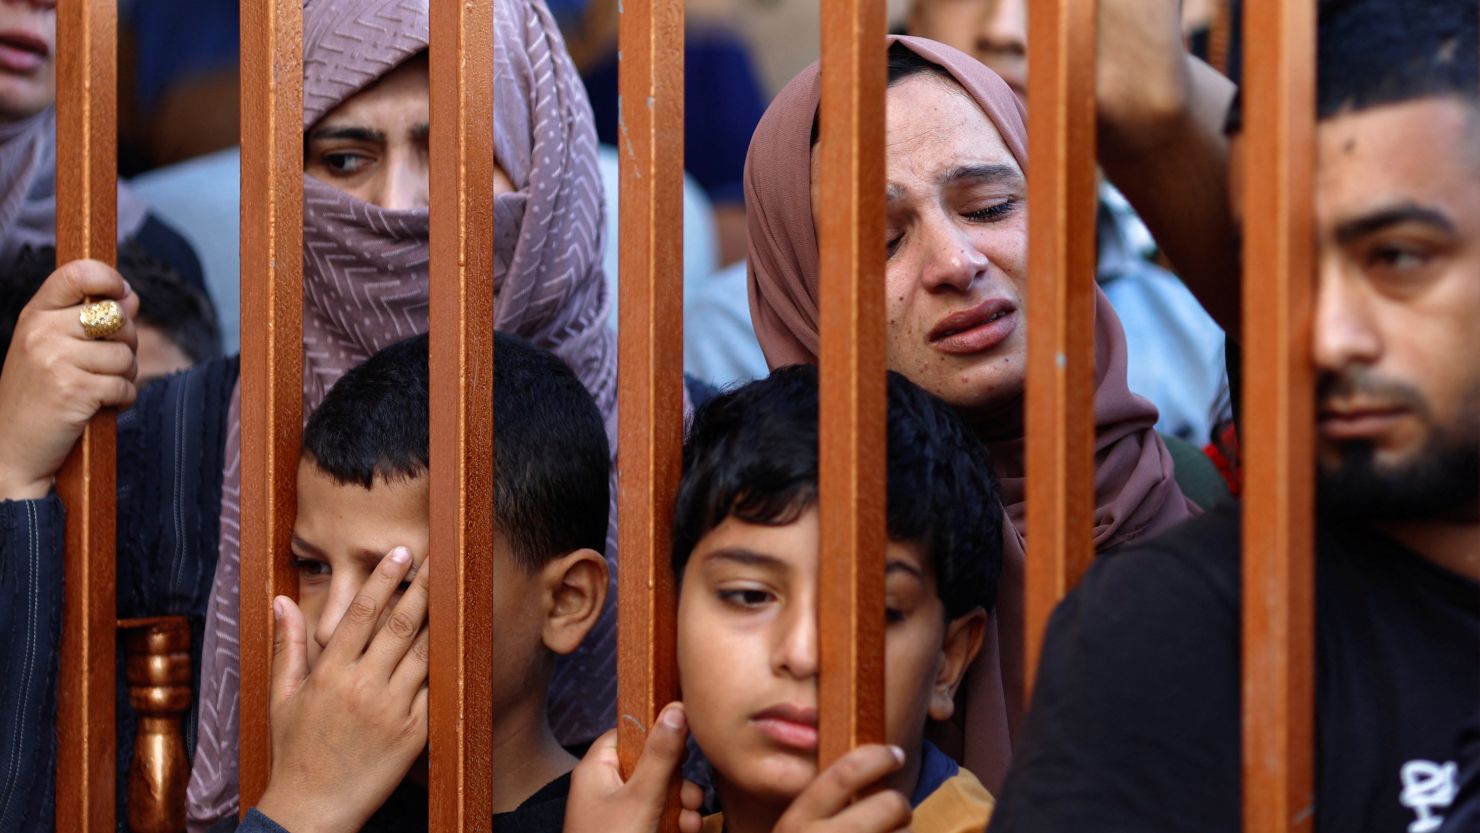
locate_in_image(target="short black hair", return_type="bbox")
[672,365,1001,620]
[1226,0,1479,133]
[0,243,222,368]
[302,331,611,571]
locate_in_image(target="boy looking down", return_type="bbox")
[242,332,612,833]
[569,366,1004,833]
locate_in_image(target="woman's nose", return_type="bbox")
[918,218,991,292]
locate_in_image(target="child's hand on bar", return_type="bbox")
[772,744,912,833]
[254,547,431,833]
[565,702,705,833]
[0,259,138,501]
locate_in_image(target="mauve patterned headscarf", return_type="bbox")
[744,35,1197,792]
[0,109,148,262]
[186,0,617,827]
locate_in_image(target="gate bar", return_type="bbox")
[237,0,304,812]
[54,0,119,829]
[615,0,685,817]
[1239,0,1316,830]
[815,0,887,767]
[428,0,496,827]
[1023,0,1098,697]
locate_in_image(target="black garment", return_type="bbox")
[989,503,1480,833]
[492,772,572,833]
[131,212,208,299]
[0,357,237,833]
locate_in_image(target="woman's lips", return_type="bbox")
[752,705,819,751]
[0,32,48,75]
[929,299,1019,357]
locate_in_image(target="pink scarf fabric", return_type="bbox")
[0,108,147,262]
[743,35,1197,792]
[186,1,617,827]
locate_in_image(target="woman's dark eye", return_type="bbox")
[886,233,904,258]
[965,199,1018,223]
[322,151,370,175]
[885,607,905,625]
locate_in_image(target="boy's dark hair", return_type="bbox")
[672,365,1001,620]
[302,331,610,570]
[0,243,222,367]
[1225,0,1479,133]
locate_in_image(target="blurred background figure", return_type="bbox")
[1,243,222,385]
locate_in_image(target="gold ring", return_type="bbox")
[80,299,125,340]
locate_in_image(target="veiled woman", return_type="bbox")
[743,36,1198,791]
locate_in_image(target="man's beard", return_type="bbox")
[1316,370,1480,522]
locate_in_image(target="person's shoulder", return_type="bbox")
[912,766,995,833]
[1078,502,1242,622]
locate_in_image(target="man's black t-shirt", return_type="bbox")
[988,503,1480,833]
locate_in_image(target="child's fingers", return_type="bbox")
[270,596,309,704]
[570,728,624,795]
[776,744,905,826]
[678,807,704,833]
[623,702,689,801]
[680,780,703,813]
[388,625,430,703]
[824,788,911,833]
[367,553,431,680]
[322,546,414,663]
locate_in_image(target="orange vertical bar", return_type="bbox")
[615,0,684,814]
[53,0,117,830]
[237,0,304,812]
[1240,0,1316,830]
[428,0,495,827]
[1023,0,1098,697]
[815,0,887,768]
[1209,0,1233,76]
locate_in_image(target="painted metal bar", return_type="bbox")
[53,0,118,829]
[1023,0,1098,698]
[1239,0,1316,830]
[1209,0,1233,76]
[815,0,887,767]
[237,0,304,812]
[615,0,685,822]
[428,0,496,827]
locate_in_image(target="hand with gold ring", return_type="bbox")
[0,259,139,501]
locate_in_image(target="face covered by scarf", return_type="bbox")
[186,1,617,827]
[742,35,1197,791]
[0,110,148,263]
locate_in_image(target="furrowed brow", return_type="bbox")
[410,122,430,143]
[940,164,1022,190]
[308,125,387,144]
[1334,203,1457,245]
[702,547,789,572]
[290,535,327,559]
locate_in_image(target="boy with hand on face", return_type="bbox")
[566,365,1003,833]
[240,331,613,833]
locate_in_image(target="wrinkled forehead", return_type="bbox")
[881,75,1023,187]
[1313,97,1480,231]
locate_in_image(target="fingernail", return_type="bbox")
[888,745,905,765]
[121,279,133,297]
[659,704,686,731]
[272,597,284,621]
[389,547,410,564]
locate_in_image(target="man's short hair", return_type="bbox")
[1225,0,1479,133]
[672,365,1002,620]
[302,331,611,571]
[0,243,222,366]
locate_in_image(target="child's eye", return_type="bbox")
[292,557,331,577]
[885,607,905,625]
[717,588,774,609]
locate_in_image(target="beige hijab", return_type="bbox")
[743,35,1197,791]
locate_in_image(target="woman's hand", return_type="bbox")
[772,745,912,833]
[254,548,431,833]
[565,703,705,833]
[0,259,139,501]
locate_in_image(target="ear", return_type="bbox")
[928,608,987,723]
[539,548,610,656]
